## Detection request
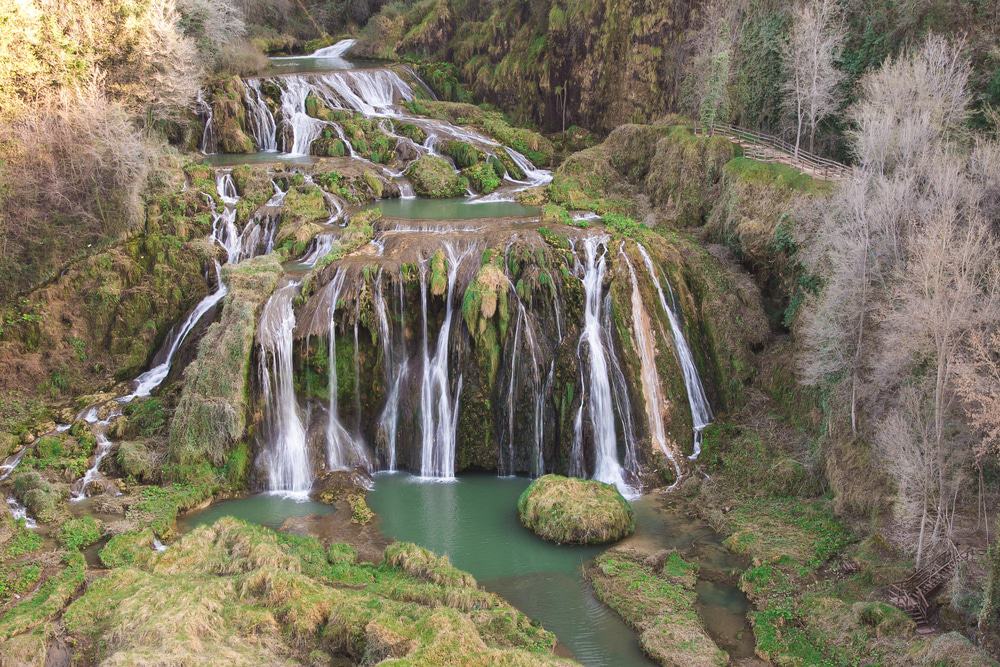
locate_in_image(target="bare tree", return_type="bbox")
[849,34,970,173]
[783,0,845,156]
[956,331,1000,465]
[798,35,1000,563]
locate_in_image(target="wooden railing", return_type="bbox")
[694,122,852,180]
[886,546,968,627]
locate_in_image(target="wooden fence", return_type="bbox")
[695,122,852,180]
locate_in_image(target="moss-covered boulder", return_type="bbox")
[517,475,634,544]
[405,155,468,198]
[167,254,283,476]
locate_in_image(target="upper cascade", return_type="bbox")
[199,50,552,196]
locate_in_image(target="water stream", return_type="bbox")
[636,245,713,459]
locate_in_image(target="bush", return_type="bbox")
[517,475,635,544]
[0,83,156,301]
[58,517,103,551]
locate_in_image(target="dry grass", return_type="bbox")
[518,475,635,544]
[61,518,569,665]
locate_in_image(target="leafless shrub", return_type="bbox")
[0,80,156,298]
[176,0,247,61]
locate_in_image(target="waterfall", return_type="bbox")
[278,76,324,155]
[301,233,334,267]
[501,268,544,477]
[574,236,634,496]
[323,271,370,470]
[311,69,414,117]
[621,246,681,481]
[258,281,313,495]
[637,244,713,459]
[243,79,277,152]
[196,89,218,154]
[418,244,469,479]
[602,292,639,477]
[374,271,406,470]
[127,261,227,399]
[311,38,357,59]
[502,147,553,189]
[71,408,122,502]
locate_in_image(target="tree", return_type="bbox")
[798,36,1000,564]
[682,1,743,132]
[956,330,1000,465]
[783,0,845,156]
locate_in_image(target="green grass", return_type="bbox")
[57,517,102,551]
[724,157,831,194]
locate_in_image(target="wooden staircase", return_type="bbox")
[887,549,966,631]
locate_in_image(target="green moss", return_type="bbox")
[440,140,483,169]
[0,552,85,640]
[2,522,42,560]
[11,470,64,524]
[122,398,165,436]
[57,516,102,551]
[405,155,468,198]
[99,530,157,569]
[115,440,156,483]
[587,548,727,665]
[517,475,635,545]
[464,161,502,194]
[395,122,428,144]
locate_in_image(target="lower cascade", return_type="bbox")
[257,280,313,494]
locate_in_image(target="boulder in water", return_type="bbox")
[517,474,635,544]
[405,155,468,198]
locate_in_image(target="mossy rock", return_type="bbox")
[517,475,634,544]
[405,155,468,198]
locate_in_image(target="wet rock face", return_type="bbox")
[517,474,635,545]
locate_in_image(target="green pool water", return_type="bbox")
[178,493,334,532]
[177,477,754,665]
[367,473,654,666]
[372,197,539,220]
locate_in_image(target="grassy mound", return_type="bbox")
[517,475,634,544]
[62,517,570,665]
[586,548,727,666]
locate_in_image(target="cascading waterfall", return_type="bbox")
[279,76,327,155]
[573,236,634,496]
[70,408,121,502]
[601,292,640,477]
[620,246,681,481]
[258,281,313,495]
[637,244,713,459]
[418,244,469,479]
[323,271,370,470]
[243,79,277,152]
[373,271,406,470]
[196,89,218,154]
[127,261,226,399]
[311,39,357,59]
[69,168,283,499]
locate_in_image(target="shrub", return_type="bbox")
[0,83,156,301]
